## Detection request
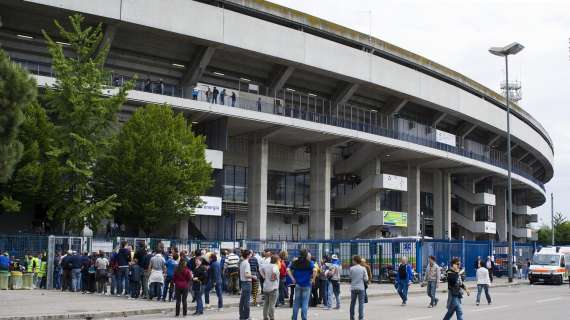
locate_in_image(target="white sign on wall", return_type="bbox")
[484,222,497,234]
[248,83,259,92]
[381,174,408,191]
[194,196,222,216]
[205,149,223,169]
[436,129,456,147]
[92,240,114,253]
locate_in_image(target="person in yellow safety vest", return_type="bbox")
[26,255,36,273]
[36,254,48,289]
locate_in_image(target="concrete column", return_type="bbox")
[247,135,269,240]
[177,217,189,240]
[309,143,332,240]
[433,170,452,239]
[495,187,507,242]
[406,165,421,236]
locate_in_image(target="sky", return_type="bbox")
[270,0,570,226]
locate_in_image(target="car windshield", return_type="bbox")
[532,254,560,266]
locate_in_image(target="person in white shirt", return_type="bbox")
[260,255,280,320]
[476,261,492,306]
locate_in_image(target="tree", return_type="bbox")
[41,14,133,232]
[537,212,570,245]
[96,104,213,234]
[0,49,37,183]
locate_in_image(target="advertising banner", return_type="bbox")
[382,210,408,227]
[436,129,456,147]
[194,196,222,216]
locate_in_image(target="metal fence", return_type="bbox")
[0,234,538,286]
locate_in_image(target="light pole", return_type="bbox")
[489,42,524,283]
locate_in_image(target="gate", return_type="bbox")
[46,236,92,290]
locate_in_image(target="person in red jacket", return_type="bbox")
[173,259,192,317]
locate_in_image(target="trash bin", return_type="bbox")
[22,273,33,289]
[0,272,9,290]
[10,271,22,289]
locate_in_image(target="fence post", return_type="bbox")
[416,240,423,280]
[46,235,55,290]
[461,236,465,268]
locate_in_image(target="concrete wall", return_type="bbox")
[25,0,553,173]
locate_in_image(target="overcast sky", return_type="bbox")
[271,0,570,226]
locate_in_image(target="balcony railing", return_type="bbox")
[14,58,545,191]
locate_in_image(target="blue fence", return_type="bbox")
[0,234,537,281]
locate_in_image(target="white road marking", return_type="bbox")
[536,297,563,303]
[407,316,433,320]
[472,305,510,312]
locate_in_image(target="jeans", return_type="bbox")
[162,276,174,301]
[117,267,129,295]
[239,281,252,320]
[175,287,189,316]
[62,269,72,291]
[292,286,311,320]
[205,282,223,308]
[194,286,204,314]
[350,290,365,320]
[277,277,287,305]
[96,270,108,294]
[71,268,81,292]
[331,280,341,308]
[476,284,491,304]
[142,270,150,298]
[131,281,140,298]
[427,280,438,306]
[443,295,464,320]
[54,269,62,289]
[149,282,163,300]
[110,272,117,295]
[397,282,409,303]
[263,289,278,320]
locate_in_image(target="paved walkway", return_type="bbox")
[0,279,521,320]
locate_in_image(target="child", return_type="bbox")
[129,258,142,299]
[192,257,208,315]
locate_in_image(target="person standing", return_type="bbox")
[231,92,237,107]
[205,253,224,311]
[288,248,316,320]
[476,261,492,306]
[71,251,83,292]
[360,259,372,303]
[250,251,261,307]
[443,258,470,320]
[239,250,255,320]
[329,254,342,309]
[61,250,73,292]
[53,251,62,290]
[349,256,368,320]
[95,251,109,295]
[260,255,280,320]
[220,88,226,105]
[257,97,262,112]
[485,256,495,283]
[277,250,289,307]
[396,257,414,306]
[148,250,166,301]
[129,258,142,299]
[225,250,240,295]
[162,253,178,302]
[318,256,330,309]
[423,255,441,308]
[192,257,207,315]
[206,87,212,103]
[212,87,219,104]
[116,241,131,296]
[173,259,192,317]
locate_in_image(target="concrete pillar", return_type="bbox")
[247,135,269,240]
[406,165,421,236]
[177,217,189,240]
[495,187,507,242]
[433,170,451,239]
[309,143,332,240]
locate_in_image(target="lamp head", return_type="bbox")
[489,42,524,57]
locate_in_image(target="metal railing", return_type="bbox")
[14,58,544,191]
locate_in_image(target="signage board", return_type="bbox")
[194,196,222,216]
[436,129,456,147]
[381,174,407,191]
[92,240,114,253]
[382,211,408,227]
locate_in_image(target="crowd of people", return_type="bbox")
[1,244,520,320]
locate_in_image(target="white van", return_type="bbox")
[528,247,570,285]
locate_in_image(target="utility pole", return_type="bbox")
[551,193,554,246]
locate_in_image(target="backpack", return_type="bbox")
[398,264,407,280]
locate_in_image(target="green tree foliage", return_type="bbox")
[96,104,213,234]
[537,212,570,245]
[41,14,133,232]
[0,49,37,183]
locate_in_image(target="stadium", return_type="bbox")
[0,0,554,242]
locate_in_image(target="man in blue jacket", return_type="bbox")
[395,257,414,306]
[205,253,224,311]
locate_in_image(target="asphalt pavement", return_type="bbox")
[119,284,570,320]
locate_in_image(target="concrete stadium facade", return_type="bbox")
[0,0,554,241]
